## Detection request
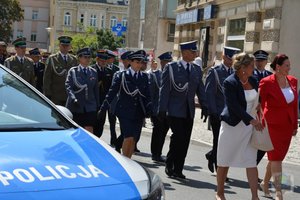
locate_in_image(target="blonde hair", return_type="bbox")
[232,53,255,71]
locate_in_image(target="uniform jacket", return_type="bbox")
[205,64,231,117]
[108,63,120,74]
[43,52,77,104]
[34,61,45,93]
[4,55,35,86]
[0,55,7,65]
[252,68,272,84]
[220,74,258,126]
[65,66,99,113]
[101,69,152,120]
[148,70,162,116]
[91,63,113,106]
[159,61,207,119]
[259,74,298,129]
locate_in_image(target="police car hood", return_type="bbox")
[0,128,149,196]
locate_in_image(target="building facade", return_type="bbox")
[49,0,128,52]
[9,0,50,52]
[127,0,177,64]
[175,0,300,79]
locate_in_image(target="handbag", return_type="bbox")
[250,109,274,151]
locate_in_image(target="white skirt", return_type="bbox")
[217,121,257,168]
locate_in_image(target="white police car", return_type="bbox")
[0,64,165,200]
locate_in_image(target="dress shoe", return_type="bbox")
[165,166,173,177]
[152,156,166,163]
[173,172,186,179]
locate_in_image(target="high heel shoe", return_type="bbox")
[275,191,283,200]
[259,181,272,198]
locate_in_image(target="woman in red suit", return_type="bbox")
[259,54,298,200]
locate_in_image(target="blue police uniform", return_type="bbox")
[159,41,208,178]
[99,50,152,140]
[204,46,240,173]
[29,48,45,93]
[252,49,272,166]
[65,48,99,127]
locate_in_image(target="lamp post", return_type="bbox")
[45,27,52,52]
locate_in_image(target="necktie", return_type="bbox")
[186,63,190,76]
[63,55,67,64]
[134,72,138,79]
[83,68,87,75]
[20,58,24,64]
[227,68,232,74]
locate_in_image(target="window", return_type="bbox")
[167,23,175,42]
[110,16,117,28]
[64,12,71,26]
[31,32,37,42]
[17,30,23,38]
[90,14,97,27]
[80,14,84,24]
[101,15,105,28]
[227,18,246,50]
[32,10,38,20]
[122,17,127,27]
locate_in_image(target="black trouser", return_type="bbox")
[166,116,193,174]
[94,110,117,145]
[150,116,169,157]
[206,115,221,167]
[257,150,266,165]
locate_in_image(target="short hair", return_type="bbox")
[232,53,255,71]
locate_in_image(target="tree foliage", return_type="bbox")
[70,26,98,54]
[0,0,24,42]
[96,29,124,50]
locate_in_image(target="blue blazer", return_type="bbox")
[220,74,258,126]
[65,66,99,113]
[101,69,152,120]
[205,64,231,117]
[252,68,272,84]
[159,61,207,118]
[148,70,162,116]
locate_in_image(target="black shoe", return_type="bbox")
[173,172,186,179]
[152,156,166,163]
[165,166,173,177]
[258,178,263,183]
[205,154,214,173]
[115,146,121,153]
[134,148,140,153]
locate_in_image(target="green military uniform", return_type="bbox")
[43,36,77,105]
[4,37,35,86]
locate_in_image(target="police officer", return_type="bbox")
[98,50,152,158]
[92,50,114,139]
[43,35,77,105]
[253,50,272,84]
[4,37,35,86]
[158,41,208,179]
[29,48,45,93]
[120,50,134,70]
[204,46,240,173]
[0,41,8,65]
[252,50,272,178]
[149,52,172,162]
[65,47,99,133]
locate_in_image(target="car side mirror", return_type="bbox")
[56,105,73,119]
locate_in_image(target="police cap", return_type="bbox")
[77,47,92,57]
[29,48,41,56]
[12,37,27,48]
[180,40,198,51]
[253,50,269,60]
[96,50,109,60]
[58,35,72,45]
[120,51,134,60]
[158,51,172,61]
[128,50,146,60]
[223,46,241,59]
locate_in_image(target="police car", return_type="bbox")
[0,64,165,200]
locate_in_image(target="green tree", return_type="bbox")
[0,0,24,42]
[96,29,124,50]
[70,26,98,54]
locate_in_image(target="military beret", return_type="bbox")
[128,50,146,60]
[77,47,92,57]
[120,51,134,60]
[223,46,241,59]
[12,37,27,48]
[96,50,109,60]
[180,40,198,51]
[158,51,172,61]
[253,50,269,60]
[58,35,72,45]
[29,48,41,56]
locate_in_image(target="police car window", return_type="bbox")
[0,67,73,130]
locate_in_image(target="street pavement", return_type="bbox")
[101,108,300,199]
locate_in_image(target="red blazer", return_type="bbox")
[259,74,298,130]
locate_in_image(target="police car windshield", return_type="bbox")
[0,66,74,131]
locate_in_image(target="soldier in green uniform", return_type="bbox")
[43,35,77,105]
[4,37,35,86]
